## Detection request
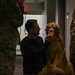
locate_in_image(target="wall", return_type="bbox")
[41,0,47,41]
[47,0,56,23]
[65,0,75,61]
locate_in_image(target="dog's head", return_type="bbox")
[45,22,60,37]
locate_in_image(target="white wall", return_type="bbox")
[65,0,75,61]
[18,15,43,41]
[55,0,58,24]
[41,0,47,41]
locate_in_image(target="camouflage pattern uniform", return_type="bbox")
[0,0,24,75]
[70,8,75,73]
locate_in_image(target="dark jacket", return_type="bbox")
[20,36,50,74]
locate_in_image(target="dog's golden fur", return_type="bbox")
[38,22,74,75]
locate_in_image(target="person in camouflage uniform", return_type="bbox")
[0,0,24,75]
[70,8,75,74]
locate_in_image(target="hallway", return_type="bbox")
[14,56,23,75]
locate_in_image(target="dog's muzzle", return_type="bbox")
[48,28,54,35]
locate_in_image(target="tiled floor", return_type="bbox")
[14,56,23,75]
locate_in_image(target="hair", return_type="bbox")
[25,19,37,32]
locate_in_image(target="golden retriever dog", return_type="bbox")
[38,22,74,75]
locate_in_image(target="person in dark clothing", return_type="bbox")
[20,19,52,75]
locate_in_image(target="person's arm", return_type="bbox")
[20,33,53,57]
[20,39,50,57]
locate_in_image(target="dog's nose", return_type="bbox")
[49,30,54,33]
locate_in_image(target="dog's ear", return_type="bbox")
[45,24,49,34]
[55,25,60,36]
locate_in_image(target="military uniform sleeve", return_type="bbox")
[1,0,24,28]
[70,8,75,73]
